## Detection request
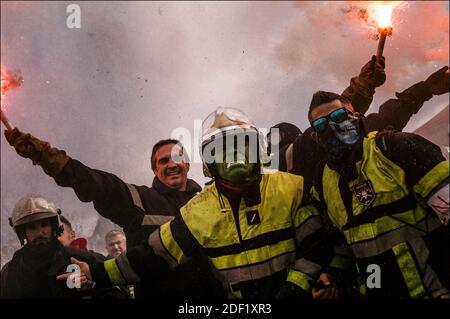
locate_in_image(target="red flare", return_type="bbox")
[1,65,24,97]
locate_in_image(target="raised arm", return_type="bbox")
[364,66,449,132]
[4,128,144,228]
[341,56,386,115]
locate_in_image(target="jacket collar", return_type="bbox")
[216,175,262,207]
[328,135,364,181]
[152,177,202,196]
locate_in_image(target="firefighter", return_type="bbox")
[307,90,450,298]
[276,63,449,298]
[0,196,102,298]
[268,55,386,172]
[58,107,338,299]
[287,65,450,181]
[3,134,225,298]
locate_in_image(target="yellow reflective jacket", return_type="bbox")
[100,171,333,298]
[311,131,449,298]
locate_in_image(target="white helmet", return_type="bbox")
[9,196,62,245]
[200,107,261,178]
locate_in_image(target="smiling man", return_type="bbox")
[3,131,226,298]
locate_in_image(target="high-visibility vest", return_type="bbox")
[154,171,323,297]
[313,131,449,298]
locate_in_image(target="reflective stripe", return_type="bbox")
[293,258,322,277]
[210,238,295,270]
[159,222,188,266]
[104,259,126,286]
[349,214,442,258]
[330,245,354,270]
[214,252,296,283]
[286,268,312,292]
[334,245,354,257]
[414,161,449,198]
[359,281,367,296]
[141,214,175,226]
[392,242,426,298]
[285,143,294,172]
[148,226,180,269]
[203,227,293,258]
[228,285,244,299]
[126,184,145,211]
[408,236,450,299]
[343,208,428,243]
[329,254,352,270]
[342,194,416,230]
[115,253,140,283]
[293,204,320,229]
[295,215,323,244]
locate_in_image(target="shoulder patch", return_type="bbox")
[352,180,376,207]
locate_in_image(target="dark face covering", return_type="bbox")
[318,116,362,168]
[329,115,361,145]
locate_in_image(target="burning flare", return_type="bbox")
[349,1,407,37]
[1,65,23,98]
[347,2,407,61]
[1,65,23,130]
[370,2,397,30]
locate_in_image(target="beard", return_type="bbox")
[31,236,51,246]
[28,236,56,255]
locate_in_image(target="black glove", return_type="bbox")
[360,55,386,88]
[276,282,311,299]
[4,127,70,176]
[425,66,449,95]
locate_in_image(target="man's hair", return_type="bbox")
[59,215,72,231]
[150,139,187,171]
[105,229,125,243]
[308,91,351,120]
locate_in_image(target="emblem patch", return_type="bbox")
[352,180,376,207]
[246,210,261,225]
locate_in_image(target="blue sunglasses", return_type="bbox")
[311,107,350,133]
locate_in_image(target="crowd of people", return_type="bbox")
[1,56,448,299]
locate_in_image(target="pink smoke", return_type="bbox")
[275,1,449,95]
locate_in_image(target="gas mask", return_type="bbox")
[213,134,258,186]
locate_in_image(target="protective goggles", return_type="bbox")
[311,107,350,133]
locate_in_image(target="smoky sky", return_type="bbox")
[1,1,448,244]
